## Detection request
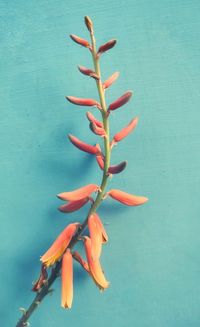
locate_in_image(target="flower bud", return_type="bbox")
[78,65,99,80]
[58,197,89,213]
[108,91,133,111]
[70,34,90,48]
[103,72,119,89]
[84,16,93,32]
[112,117,138,144]
[68,134,100,155]
[108,161,127,175]
[57,184,99,201]
[107,189,148,206]
[97,39,117,56]
[89,122,106,137]
[86,111,103,128]
[66,96,101,108]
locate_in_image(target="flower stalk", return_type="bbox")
[16,16,148,327]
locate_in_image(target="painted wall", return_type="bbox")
[1,1,200,326]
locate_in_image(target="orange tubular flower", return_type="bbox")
[57,184,99,202]
[58,197,89,213]
[40,223,79,267]
[107,189,148,206]
[93,212,108,243]
[61,249,73,309]
[66,95,101,108]
[83,236,109,290]
[88,214,103,260]
[72,251,89,273]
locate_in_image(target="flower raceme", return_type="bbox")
[40,223,80,267]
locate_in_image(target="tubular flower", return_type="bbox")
[72,251,89,273]
[40,223,79,267]
[58,197,89,213]
[78,65,99,80]
[86,111,103,128]
[66,96,101,108]
[88,214,103,260]
[68,134,100,155]
[97,39,117,56]
[93,212,108,243]
[70,34,90,48]
[112,117,139,145]
[83,236,109,290]
[61,249,73,309]
[108,91,133,111]
[57,184,99,202]
[108,161,127,175]
[107,189,148,206]
[103,72,119,89]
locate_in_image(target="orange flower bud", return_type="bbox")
[57,184,99,201]
[58,197,89,213]
[103,72,119,89]
[66,96,101,108]
[72,251,89,273]
[107,189,148,206]
[97,39,117,56]
[88,214,103,260]
[86,111,103,128]
[96,153,104,170]
[108,161,127,175]
[40,223,79,267]
[61,249,73,309]
[83,236,109,290]
[84,16,93,32]
[108,91,133,111]
[68,134,100,155]
[78,65,99,80]
[70,34,90,48]
[112,117,138,144]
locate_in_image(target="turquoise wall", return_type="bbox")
[1,1,200,326]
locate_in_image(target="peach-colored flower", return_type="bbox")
[57,184,99,202]
[40,223,79,267]
[93,212,108,243]
[58,197,89,213]
[107,189,148,206]
[88,214,103,260]
[68,134,100,155]
[103,72,119,89]
[83,236,109,290]
[108,91,133,111]
[61,249,73,309]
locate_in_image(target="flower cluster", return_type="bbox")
[32,16,148,310]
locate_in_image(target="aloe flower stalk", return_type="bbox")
[16,16,148,327]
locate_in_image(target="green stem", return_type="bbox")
[16,24,111,327]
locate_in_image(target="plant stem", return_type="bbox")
[16,25,111,327]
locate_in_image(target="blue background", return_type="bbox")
[1,1,200,326]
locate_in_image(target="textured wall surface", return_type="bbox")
[1,1,200,326]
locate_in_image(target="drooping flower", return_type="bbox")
[88,214,103,260]
[40,223,79,267]
[58,197,90,213]
[111,117,138,145]
[107,189,148,206]
[83,236,109,290]
[57,184,99,202]
[61,249,73,309]
[108,91,133,112]
[103,72,119,89]
[68,134,100,155]
[93,212,108,243]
